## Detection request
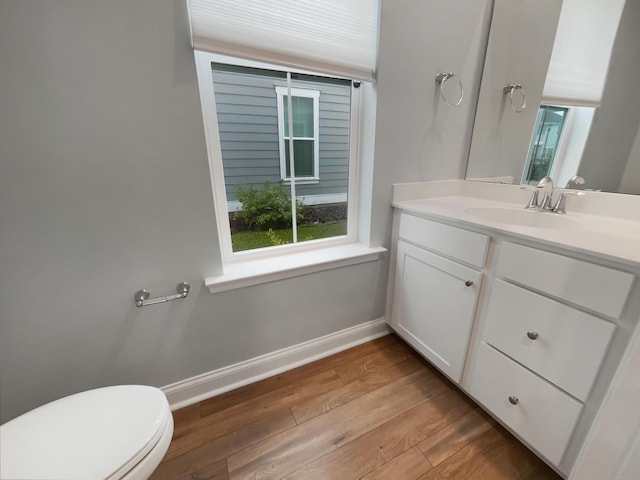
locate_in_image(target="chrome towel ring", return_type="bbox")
[503,84,526,113]
[435,73,464,107]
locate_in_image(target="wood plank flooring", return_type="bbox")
[151,334,562,480]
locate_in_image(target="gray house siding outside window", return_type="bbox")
[211,64,351,211]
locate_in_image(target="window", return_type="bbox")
[523,104,595,187]
[196,53,359,257]
[523,106,568,183]
[188,2,382,292]
[275,87,319,182]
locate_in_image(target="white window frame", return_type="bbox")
[522,104,595,187]
[521,105,570,185]
[275,86,320,184]
[194,51,362,267]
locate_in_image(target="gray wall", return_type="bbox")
[465,0,563,184]
[370,0,493,246]
[578,0,640,194]
[0,0,386,422]
[0,0,492,423]
[620,128,640,195]
[211,66,351,203]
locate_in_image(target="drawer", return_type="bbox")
[398,213,489,268]
[468,342,582,468]
[484,280,615,401]
[496,242,634,318]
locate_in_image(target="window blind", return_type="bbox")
[187,0,380,81]
[542,0,625,107]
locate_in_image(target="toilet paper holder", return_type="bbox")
[135,282,190,307]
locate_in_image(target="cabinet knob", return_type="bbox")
[526,331,539,340]
[508,396,519,405]
[464,280,474,287]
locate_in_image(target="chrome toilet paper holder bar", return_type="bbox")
[135,282,190,307]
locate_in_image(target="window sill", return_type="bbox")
[283,177,320,185]
[205,243,386,293]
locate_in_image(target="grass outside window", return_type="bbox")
[232,221,347,252]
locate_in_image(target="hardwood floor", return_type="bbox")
[151,334,561,480]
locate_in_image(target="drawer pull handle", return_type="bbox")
[508,396,519,405]
[464,280,474,287]
[527,331,539,340]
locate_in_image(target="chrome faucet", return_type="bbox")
[522,176,586,213]
[536,176,555,210]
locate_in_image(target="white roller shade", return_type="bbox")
[187,0,380,81]
[543,0,625,107]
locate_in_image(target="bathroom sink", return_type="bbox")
[465,207,582,229]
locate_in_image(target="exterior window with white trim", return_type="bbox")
[275,87,320,183]
[195,53,359,257]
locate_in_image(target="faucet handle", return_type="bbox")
[565,175,585,188]
[552,190,586,214]
[520,186,539,209]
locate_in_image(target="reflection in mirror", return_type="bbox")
[522,106,568,184]
[466,0,640,194]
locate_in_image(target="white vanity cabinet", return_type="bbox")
[388,207,638,476]
[390,214,488,382]
[467,242,634,472]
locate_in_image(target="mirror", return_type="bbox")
[465,0,640,195]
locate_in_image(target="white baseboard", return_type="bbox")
[162,318,391,411]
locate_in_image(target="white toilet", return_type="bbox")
[0,385,174,480]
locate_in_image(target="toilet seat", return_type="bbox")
[0,385,173,480]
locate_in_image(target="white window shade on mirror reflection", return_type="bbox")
[187,0,380,82]
[543,0,625,107]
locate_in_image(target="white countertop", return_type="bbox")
[392,181,640,269]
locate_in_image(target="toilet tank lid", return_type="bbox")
[0,385,172,480]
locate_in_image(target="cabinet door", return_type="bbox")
[391,240,482,382]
